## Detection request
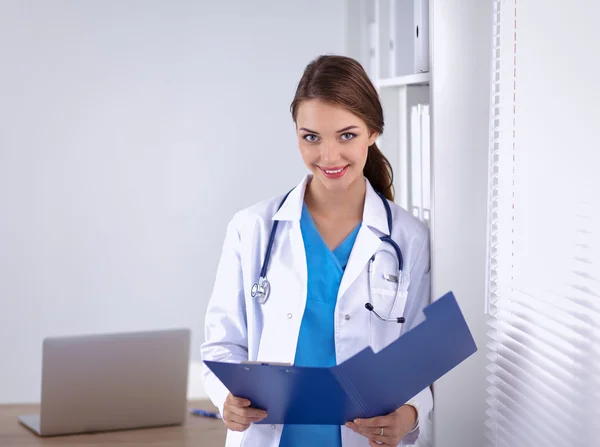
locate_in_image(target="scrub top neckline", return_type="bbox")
[301,202,362,272]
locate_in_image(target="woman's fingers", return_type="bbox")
[369,440,391,447]
[224,411,254,430]
[359,425,399,437]
[346,418,400,445]
[225,393,267,419]
[225,394,251,407]
[223,407,255,432]
[226,403,267,421]
[222,393,268,432]
[354,415,394,428]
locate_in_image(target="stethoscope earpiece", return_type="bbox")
[365,302,405,324]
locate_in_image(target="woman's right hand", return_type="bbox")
[222,393,268,432]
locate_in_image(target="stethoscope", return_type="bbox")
[250,188,406,324]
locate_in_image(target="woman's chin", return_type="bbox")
[316,172,362,193]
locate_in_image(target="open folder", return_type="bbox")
[204,291,477,425]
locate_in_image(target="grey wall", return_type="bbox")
[0,0,345,404]
[430,0,493,446]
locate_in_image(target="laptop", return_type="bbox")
[19,327,191,437]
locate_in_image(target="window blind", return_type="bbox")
[485,1,599,446]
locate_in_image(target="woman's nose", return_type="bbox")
[320,141,341,164]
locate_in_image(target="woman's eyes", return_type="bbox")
[302,133,357,142]
[303,134,319,142]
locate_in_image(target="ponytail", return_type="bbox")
[363,143,394,202]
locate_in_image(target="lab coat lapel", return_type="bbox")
[288,220,307,311]
[269,175,309,356]
[271,176,310,295]
[337,225,381,301]
[337,180,389,301]
[272,175,389,309]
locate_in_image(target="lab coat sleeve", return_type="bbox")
[200,213,248,418]
[400,230,434,446]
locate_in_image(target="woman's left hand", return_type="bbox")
[345,404,417,446]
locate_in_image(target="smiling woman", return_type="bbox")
[201,54,433,447]
[297,101,373,186]
[291,55,395,203]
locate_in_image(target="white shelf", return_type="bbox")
[376,72,431,88]
[345,0,432,217]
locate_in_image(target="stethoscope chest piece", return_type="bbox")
[251,276,270,304]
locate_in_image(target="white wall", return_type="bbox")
[430,0,493,446]
[0,0,346,404]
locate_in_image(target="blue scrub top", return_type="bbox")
[279,203,361,447]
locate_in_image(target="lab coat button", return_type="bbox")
[287,313,293,319]
[271,424,276,430]
[344,314,351,321]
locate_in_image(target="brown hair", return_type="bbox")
[290,54,394,201]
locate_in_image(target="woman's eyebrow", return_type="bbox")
[336,125,359,133]
[298,125,359,134]
[299,127,319,134]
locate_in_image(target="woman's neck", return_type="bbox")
[304,176,366,221]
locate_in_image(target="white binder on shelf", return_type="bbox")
[394,0,430,76]
[388,0,397,78]
[409,103,431,225]
[368,20,377,81]
[421,104,431,225]
[410,105,423,220]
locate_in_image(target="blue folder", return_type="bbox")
[204,291,477,425]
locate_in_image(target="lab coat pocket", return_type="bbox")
[368,278,410,353]
[370,286,409,318]
[369,265,410,319]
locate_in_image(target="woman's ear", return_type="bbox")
[368,131,380,146]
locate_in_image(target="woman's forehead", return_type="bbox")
[296,99,366,131]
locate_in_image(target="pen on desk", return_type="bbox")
[190,408,222,419]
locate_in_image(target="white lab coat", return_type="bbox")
[201,175,433,447]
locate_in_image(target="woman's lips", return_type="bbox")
[319,165,349,179]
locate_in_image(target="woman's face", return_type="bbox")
[295,99,378,195]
